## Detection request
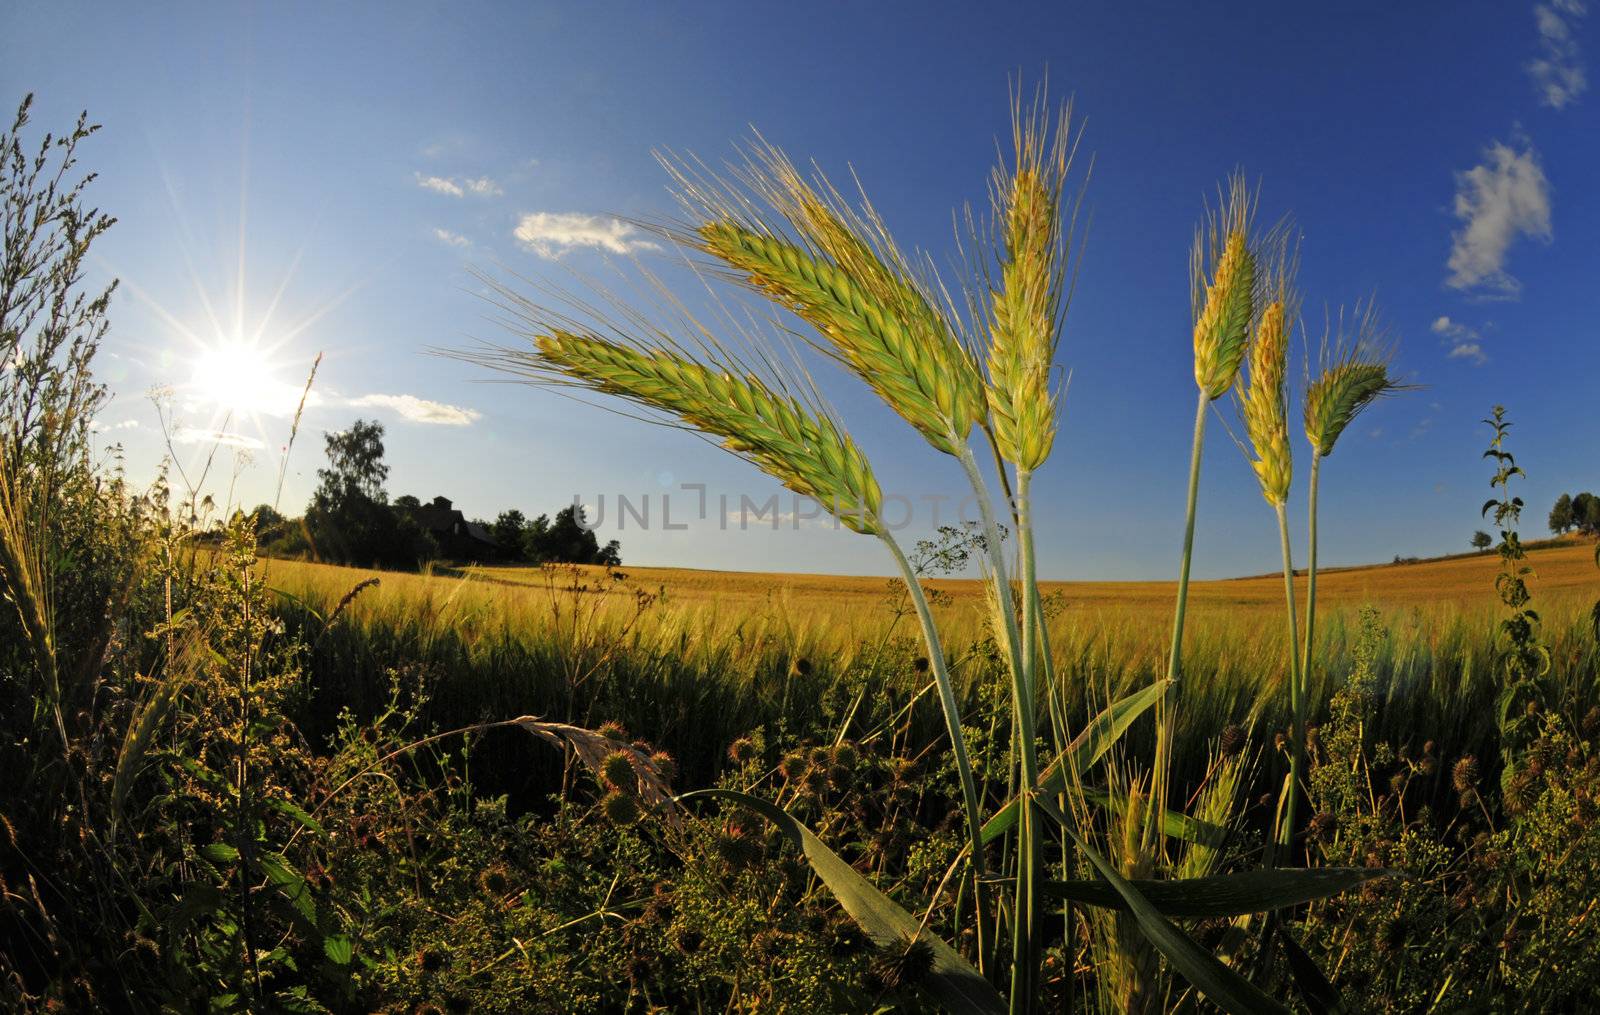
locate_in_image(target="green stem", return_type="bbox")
[957,445,1039,1012]
[1152,388,1209,847]
[1274,501,1305,855]
[880,532,991,976]
[1300,454,1321,708]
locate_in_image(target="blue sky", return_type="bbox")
[4,1,1595,579]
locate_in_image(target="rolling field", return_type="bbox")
[264,534,1600,637]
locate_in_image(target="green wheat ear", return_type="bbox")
[1303,304,1409,458]
[667,141,985,458]
[535,330,885,535]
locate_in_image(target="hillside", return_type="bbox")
[424,534,1600,618]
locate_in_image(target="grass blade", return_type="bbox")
[681,788,1006,1015]
[980,680,1168,843]
[1043,867,1391,918]
[1035,795,1287,1015]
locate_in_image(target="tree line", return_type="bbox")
[250,418,621,570]
[1548,491,1600,536]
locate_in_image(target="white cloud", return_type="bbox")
[1445,140,1552,297]
[1529,2,1588,108]
[92,418,140,432]
[173,428,265,450]
[415,173,464,197]
[415,172,501,199]
[1431,315,1490,365]
[432,228,471,248]
[513,212,661,259]
[350,393,481,426]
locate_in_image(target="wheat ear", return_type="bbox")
[1303,304,1407,458]
[698,222,981,456]
[1239,236,1299,505]
[664,142,985,457]
[984,95,1080,472]
[535,330,885,535]
[1191,172,1258,400]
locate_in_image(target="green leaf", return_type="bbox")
[1079,787,1229,847]
[681,789,1004,1015]
[323,934,353,966]
[1043,867,1390,917]
[266,798,326,836]
[981,680,1169,844]
[1034,795,1286,1015]
[1277,924,1345,1014]
[258,850,317,926]
[199,842,240,865]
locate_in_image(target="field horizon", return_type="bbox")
[275,530,1599,617]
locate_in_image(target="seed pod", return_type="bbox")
[600,751,636,790]
[601,789,641,826]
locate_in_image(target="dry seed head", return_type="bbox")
[601,789,641,826]
[1191,173,1258,400]
[1304,303,1408,457]
[600,750,636,790]
[535,330,885,534]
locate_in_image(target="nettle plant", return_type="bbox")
[463,95,1397,1013]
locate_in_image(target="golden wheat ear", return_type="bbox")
[1191,171,1260,401]
[983,91,1084,473]
[1238,229,1300,505]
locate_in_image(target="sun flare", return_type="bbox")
[189,339,283,416]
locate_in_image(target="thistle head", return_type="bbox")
[1191,172,1259,400]
[983,92,1083,472]
[1303,303,1409,458]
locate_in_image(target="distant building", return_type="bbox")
[414,496,499,560]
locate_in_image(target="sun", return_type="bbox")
[189,338,286,417]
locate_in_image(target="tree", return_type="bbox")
[1549,493,1574,535]
[518,503,619,564]
[521,513,551,562]
[1470,530,1493,552]
[1574,492,1599,536]
[491,509,527,560]
[304,419,432,567]
[1584,495,1600,537]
